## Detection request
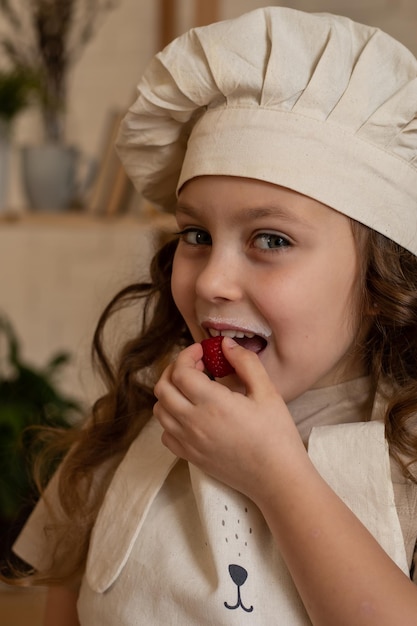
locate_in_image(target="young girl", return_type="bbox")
[7,6,417,625]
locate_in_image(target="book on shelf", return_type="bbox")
[105,160,135,216]
[86,109,125,215]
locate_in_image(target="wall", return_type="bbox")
[0,214,174,404]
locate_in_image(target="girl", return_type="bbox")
[7,6,417,625]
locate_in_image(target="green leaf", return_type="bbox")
[0,313,82,521]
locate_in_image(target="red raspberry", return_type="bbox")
[201,336,235,378]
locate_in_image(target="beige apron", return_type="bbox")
[78,418,408,625]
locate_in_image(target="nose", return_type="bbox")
[195,249,243,302]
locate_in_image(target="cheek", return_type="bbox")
[171,254,204,343]
[171,253,194,319]
[171,255,185,312]
[260,255,359,340]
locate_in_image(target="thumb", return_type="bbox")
[222,336,274,398]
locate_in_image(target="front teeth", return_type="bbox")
[209,329,255,339]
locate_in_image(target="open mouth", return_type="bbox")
[207,328,267,354]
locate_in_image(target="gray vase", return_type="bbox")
[22,144,80,211]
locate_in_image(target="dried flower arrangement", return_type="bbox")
[0,0,118,142]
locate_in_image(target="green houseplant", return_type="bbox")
[0,314,81,558]
[0,67,36,128]
[0,66,37,210]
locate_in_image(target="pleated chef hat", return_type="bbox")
[116,7,417,256]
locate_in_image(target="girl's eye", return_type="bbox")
[253,233,290,250]
[177,228,212,246]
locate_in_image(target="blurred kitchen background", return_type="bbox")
[0,1,417,622]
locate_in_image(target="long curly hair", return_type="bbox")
[357,226,417,479]
[7,220,417,584]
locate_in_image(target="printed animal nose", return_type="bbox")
[228,564,248,587]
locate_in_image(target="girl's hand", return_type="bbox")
[153,338,306,502]
[156,339,417,626]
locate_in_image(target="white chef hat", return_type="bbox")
[116,7,417,256]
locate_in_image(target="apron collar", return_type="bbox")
[86,417,177,592]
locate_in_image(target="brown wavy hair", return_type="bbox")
[6,220,417,584]
[357,225,417,479]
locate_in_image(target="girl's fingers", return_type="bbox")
[175,342,205,371]
[154,343,210,416]
[156,343,212,404]
[221,337,277,400]
[155,340,280,433]
[153,401,179,433]
[155,344,204,388]
[160,429,186,458]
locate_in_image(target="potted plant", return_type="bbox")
[0,66,37,210]
[0,314,81,561]
[0,0,118,209]
[0,67,36,128]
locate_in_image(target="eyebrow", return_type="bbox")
[176,203,314,228]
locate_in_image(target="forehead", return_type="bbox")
[177,175,348,230]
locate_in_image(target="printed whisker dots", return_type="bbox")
[220,501,255,613]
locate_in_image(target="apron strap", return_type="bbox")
[308,420,408,573]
